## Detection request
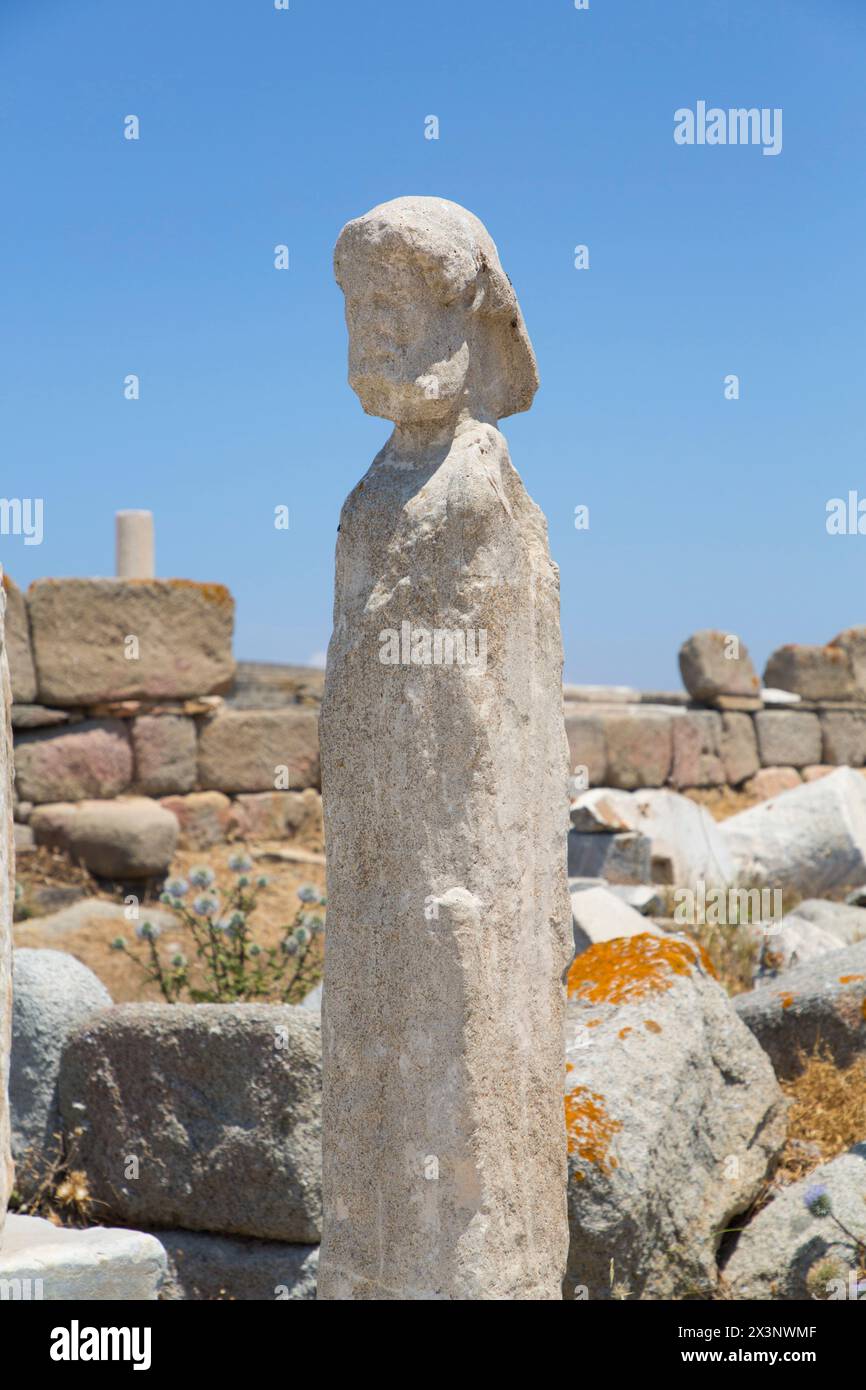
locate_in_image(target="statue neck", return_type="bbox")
[389,405,498,462]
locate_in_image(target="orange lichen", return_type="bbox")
[618,1027,632,1041]
[780,993,795,1010]
[839,975,865,984]
[643,1019,662,1034]
[565,1086,622,1173]
[566,933,713,1007]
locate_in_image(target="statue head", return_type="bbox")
[334,196,538,428]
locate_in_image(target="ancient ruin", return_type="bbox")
[318,197,572,1299]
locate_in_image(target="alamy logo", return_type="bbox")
[674,102,782,157]
[379,621,487,672]
[0,497,43,545]
[50,1320,152,1371]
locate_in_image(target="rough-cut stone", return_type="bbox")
[803,763,835,782]
[567,830,652,884]
[231,788,322,842]
[198,708,319,793]
[1,573,37,703]
[735,938,866,1077]
[723,1146,866,1300]
[670,709,724,788]
[10,704,75,730]
[11,948,112,1185]
[754,710,822,769]
[28,578,235,705]
[722,766,866,897]
[0,579,13,1229]
[569,786,734,889]
[0,1213,166,1300]
[598,707,673,789]
[131,714,197,795]
[678,630,761,705]
[563,707,607,788]
[227,661,325,710]
[13,897,178,948]
[763,643,856,701]
[155,1230,319,1302]
[29,798,178,879]
[319,197,570,1300]
[569,788,634,833]
[563,935,786,1300]
[820,710,866,766]
[748,899,866,983]
[719,711,760,786]
[159,790,231,849]
[742,765,801,800]
[829,627,866,695]
[14,719,132,804]
[60,1003,322,1241]
[14,823,34,854]
[569,884,662,953]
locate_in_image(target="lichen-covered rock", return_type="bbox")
[763,643,856,701]
[734,938,866,1078]
[59,1003,322,1242]
[723,1146,866,1300]
[10,949,111,1187]
[197,709,319,793]
[14,719,133,804]
[563,934,786,1300]
[28,578,235,704]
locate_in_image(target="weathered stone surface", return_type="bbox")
[830,627,866,695]
[564,707,607,788]
[13,897,178,948]
[159,790,231,849]
[14,719,132,804]
[569,786,734,889]
[28,578,235,705]
[803,763,835,782]
[155,1230,319,1302]
[670,708,724,788]
[678,630,761,705]
[723,1146,866,1300]
[563,684,640,704]
[198,708,319,793]
[569,788,634,833]
[319,197,570,1300]
[14,823,34,854]
[742,765,801,800]
[10,704,76,730]
[763,643,856,701]
[0,1213,166,1300]
[0,579,13,1228]
[722,767,866,897]
[597,707,674,789]
[60,1003,322,1241]
[748,899,866,983]
[569,883,661,953]
[1,573,37,703]
[567,829,652,884]
[131,714,197,795]
[734,938,866,1077]
[227,661,325,710]
[231,788,322,842]
[11,949,111,1185]
[719,711,760,786]
[820,710,866,766]
[29,797,178,879]
[754,710,822,769]
[563,935,786,1300]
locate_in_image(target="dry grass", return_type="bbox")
[775,1047,866,1187]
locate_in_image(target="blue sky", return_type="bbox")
[1,0,864,688]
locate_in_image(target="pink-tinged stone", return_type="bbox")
[802,765,835,783]
[742,767,802,801]
[197,709,320,793]
[670,710,723,789]
[14,720,133,805]
[132,715,197,796]
[159,791,232,850]
[230,789,322,842]
[2,573,37,703]
[28,578,235,705]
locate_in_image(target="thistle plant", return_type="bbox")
[110,857,324,1004]
[803,1184,866,1269]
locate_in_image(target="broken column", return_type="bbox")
[115,509,155,578]
[0,573,13,1230]
[318,197,572,1299]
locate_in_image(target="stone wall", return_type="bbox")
[4,576,323,867]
